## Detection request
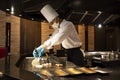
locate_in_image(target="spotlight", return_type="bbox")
[98,24,102,28]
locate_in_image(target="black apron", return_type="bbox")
[65,47,84,67]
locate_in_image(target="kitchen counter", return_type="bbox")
[20,55,120,80]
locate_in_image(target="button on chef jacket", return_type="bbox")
[44,19,82,49]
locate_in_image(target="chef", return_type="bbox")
[33,4,84,66]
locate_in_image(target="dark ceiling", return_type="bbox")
[1,0,120,25]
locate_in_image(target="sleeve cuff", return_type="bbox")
[44,39,52,49]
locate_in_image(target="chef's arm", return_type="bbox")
[49,25,70,46]
[51,32,66,45]
[43,25,69,49]
[40,43,48,49]
[43,31,68,49]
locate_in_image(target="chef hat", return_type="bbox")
[40,4,59,23]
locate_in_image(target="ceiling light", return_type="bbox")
[11,11,14,15]
[11,6,14,14]
[6,9,10,11]
[97,11,102,14]
[32,18,34,20]
[73,0,81,6]
[19,14,22,17]
[98,24,102,28]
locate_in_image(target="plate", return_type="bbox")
[89,67,112,74]
[77,67,96,74]
[54,69,69,76]
[95,69,112,74]
[40,69,53,76]
[66,68,83,75]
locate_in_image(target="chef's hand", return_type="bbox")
[33,44,47,58]
[33,46,45,58]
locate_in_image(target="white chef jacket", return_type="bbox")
[44,19,82,49]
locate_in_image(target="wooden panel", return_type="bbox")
[41,22,54,44]
[88,25,94,51]
[78,24,85,50]
[10,16,20,53]
[20,19,41,54]
[0,10,6,47]
[0,10,20,53]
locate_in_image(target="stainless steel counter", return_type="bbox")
[20,55,120,80]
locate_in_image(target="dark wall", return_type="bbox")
[94,26,106,51]
[0,0,10,11]
[95,26,120,51]
[115,27,120,50]
[20,18,41,54]
[105,27,117,51]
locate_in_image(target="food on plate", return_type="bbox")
[66,68,82,74]
[35,64,43,68]
[55,69,68,76]
[55,64,63,67]
[40,69,53,76]
[78,67,96,74]
[31,58,40,67]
